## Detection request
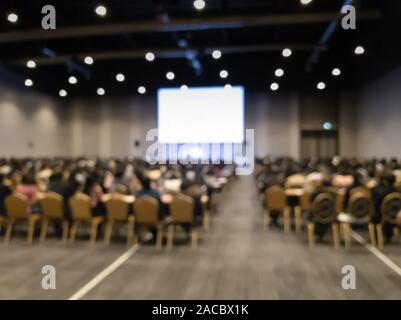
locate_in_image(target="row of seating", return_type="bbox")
[262,186,401,251]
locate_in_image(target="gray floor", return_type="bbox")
[0,175,400,299]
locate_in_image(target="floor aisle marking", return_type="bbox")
[68,244,140,300]
[351,231,401,277]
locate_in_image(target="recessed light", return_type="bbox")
[138,86,146,94]
[7,13,18,23]
[275,68,284,77]
[300,0,313,5]
[26,60,36,68]
[332,68,341,76]
[24,79,33,87]
[145,52,155,62]
[68,76,78,84]
[354,46,365,55]
[95,5,107,16]
[212,50,222,59]
[84,56,94,65]
[59,89,67,97]
[224,84,232,90]
[116,73,125,82]
[282,48,292,58]
[166,72,175,80]
[270,83,279,91]
[219,70,228,79]
[322,122,333,130]
[317,82,326,90]
[193,0,206,10]
[97,88,105,96]
[180,85,188,91]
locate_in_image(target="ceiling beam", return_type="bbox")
[7,44,326,65]
[0,11,381,44]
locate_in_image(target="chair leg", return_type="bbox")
[27,217,37,245]
[127,220,135,247]
[103,221,113,245]
[191,228,199,250]
[62,221,69,244]
[283,207,291,233]
[294,207,302,234]
[69,221,79,244]
[307,223,315,248]
[203,211,210,232]
[332,223,340,251]
[263,209,269,231]
[166,224,174,252]
[368,223,377,248]
[376,224,384,250]
[4,221,14,244]
[342,223,351,253]
[39,219,49,243]
[155,223,163,251]
[89,221,99,245]
[393,227,400,242]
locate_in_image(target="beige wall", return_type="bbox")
[0,85,69,157]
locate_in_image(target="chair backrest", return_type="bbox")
[185,184,203,198]
[133,196,159,224]
[69,192,92,221]
[350,186,371,198]
[39,192,64,219]
[265,186,286,211]
[5,194,31,220]
[381,193,401,224]
[114,184,128,195]
[348,192,372,220]
[299,192,311,210]
[170,194,194,223]
[105,194,129,221]
[311,192,337,224]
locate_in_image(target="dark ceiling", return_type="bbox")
[0,0,400,98]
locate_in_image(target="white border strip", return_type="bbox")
[68,244,140,300]
[351,231,401,277]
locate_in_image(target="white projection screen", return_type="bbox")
[157,86,244,143]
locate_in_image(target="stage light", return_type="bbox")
[59,89,67,97]
[97,88,105,96]
[116,73,125,82]
[27,60,36,68]
[166,72,175,80]
[224,84,232,90]
[212,50,222,59]
[219,70,228,79]
[270,83,279,91]
[145,52,155,62]
[7,13,18,23]
[354,46,365,55]
[275,68,284,77]
[180,85,188,91]
[193,0,206,10]
[300,0,312,5]
[332,68,341,76]
[68,76,78,84]
[84,56,94,65]
[138,86,146,94]
[282,48,292,57]
[24,79,33,87]
[95,5,107,16]
[317,82,326,90]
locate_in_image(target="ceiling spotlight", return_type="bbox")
[138,86,146,94]
[145,52,155,62]
[68,76,78,84]
[116,73,125,82]
[354,46,365,55]
[59,89,67,97]
[97,88,105,96]
[300,0,313,5]
[275,68,284,77]
[219,70,228,79]
[270,83,279,91]
[180,85,188,91]
[95,5,107,16]
[166,72,175,80]
[26,60,36,68]
[7,13,18,23]
[332,68,341,76]
[193,0,206,10]
[24,79,33,87]
[224,84,232,90]
[212,50,222,60]
[84,56,94,65]
[322,122,333,130]
[317,82,326,90]
[282,48,292,58]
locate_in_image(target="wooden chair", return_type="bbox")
[38,192,69,243]
[167,194,197,251]
[104,194,135,246]
[337,192,375,252]
[4,194,41,244]
[307,193,340,250]
[376,193,401,250]
[350,186,371,198]
[294,192,311,234]
[263,186,290,233]
[185,184,210,232]
[68,193,103,244]
[133,196,163,250]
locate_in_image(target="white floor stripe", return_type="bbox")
[351,231,401,277]
[68,244,140,300]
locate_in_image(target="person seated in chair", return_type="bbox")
[0,174,11,217]
[83,173,106,217]
[15,172,41,212]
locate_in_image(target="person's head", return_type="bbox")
[21,173,36,185]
